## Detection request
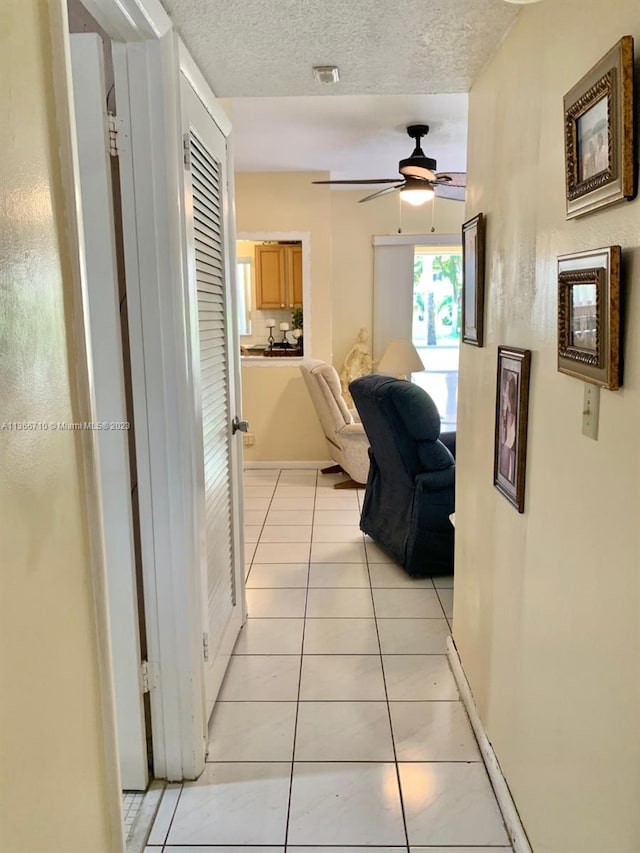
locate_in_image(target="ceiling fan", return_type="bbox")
[313,124,466,205]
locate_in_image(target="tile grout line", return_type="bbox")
[203,698,463,702]
[161,472,482,851]
[235,472,464,850]
[283,467,316,853]
[244,470,282,583]
[432,582,449,621]
[362,535,411,853]
[158,783,184,850]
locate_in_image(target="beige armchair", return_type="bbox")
[300,360,370,487]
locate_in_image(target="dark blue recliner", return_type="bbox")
[349,375,455,577]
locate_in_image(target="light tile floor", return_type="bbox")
[122,791,144,841]
[145,468,512,853]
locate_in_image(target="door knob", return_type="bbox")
[232,416,249,434]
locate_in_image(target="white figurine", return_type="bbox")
[340,327,373,407]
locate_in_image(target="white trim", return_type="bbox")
[447,635,533,853]
[55,2,124,848]
[237,230,312,358]
[111,40,168,777]
[69,32,148,791]
[177,38,231,136]
[373,233,461,247]
[149,31,208,780]
[244,460,334,470]
[241,357,305,368]
[223,138,249,631]
[113,32,208,781]
[80,0,171,41]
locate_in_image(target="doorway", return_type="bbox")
[65,0,246,803]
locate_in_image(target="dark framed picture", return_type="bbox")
[494,347,531,513]
[563,36,635,219]
[557,246,621,389]
[461,212,485,346]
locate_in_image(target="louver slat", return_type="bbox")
[190,129,235,657]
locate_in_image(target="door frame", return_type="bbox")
[69,30,148,792]
[64,0,241,782]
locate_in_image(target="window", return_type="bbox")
[236,257,252,336]
[412,246,462,431]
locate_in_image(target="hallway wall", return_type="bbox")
[455,3,640,851]
[0,2,119,850]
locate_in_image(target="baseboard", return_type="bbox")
[447,635,533,853]
[244,460,333,469]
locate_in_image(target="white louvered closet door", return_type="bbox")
[180,75,245,720]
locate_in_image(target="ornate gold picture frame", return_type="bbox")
[557,247,621,390]
[563,36,635,219]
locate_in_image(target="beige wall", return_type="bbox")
[235,172,465,460]
[240,366,329,461]
[235,172,333,360]
[0,2,119,850]
[331,192,464,368]
[456,3,640,851]
[235,172,332,461]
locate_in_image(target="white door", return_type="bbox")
[70,34,148,789]
[180,75,245,719]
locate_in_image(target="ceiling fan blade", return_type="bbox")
[435,172,467,187]
[358,184,404,204]
[312,178,401,185]
[435,184,466,202]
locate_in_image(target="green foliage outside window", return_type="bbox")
[433,255,462,339]
[413,252,462,343]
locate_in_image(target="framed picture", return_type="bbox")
[494,347,531,513]
[557,246,621,389]
[461,212,485,346]
[563,36,635,219]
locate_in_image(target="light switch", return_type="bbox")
[582,384,600,440]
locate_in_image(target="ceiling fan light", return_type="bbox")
[400,184,435,206]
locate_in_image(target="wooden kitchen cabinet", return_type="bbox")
[255,243,302,310]
[288,244,302,307]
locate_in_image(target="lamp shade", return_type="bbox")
[378,339,424,378]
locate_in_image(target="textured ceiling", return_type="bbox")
[161,0,518,97]
[224,94,469,179]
